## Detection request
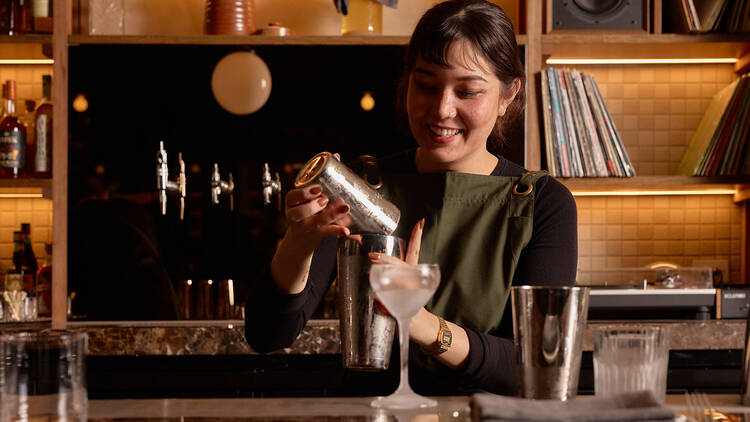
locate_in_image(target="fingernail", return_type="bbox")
[339,205,350,214]
[419,218,425,229]
[310,186,322,195]
[318,197,329,206]
[368,252,381,260]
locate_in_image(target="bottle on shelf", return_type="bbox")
[11,230,34,292]
[21,99,36,174]
[18,0,32,33]
[0,0,22,35]
[0,80,27,178]
[21,223,39,282]
[36,242,52,317]
[34,75,52,177]
[31,0,51,33]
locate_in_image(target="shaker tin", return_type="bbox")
[294,152,400,235]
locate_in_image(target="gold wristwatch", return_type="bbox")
[422,316,452,356]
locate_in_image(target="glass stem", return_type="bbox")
[395,317,413,394]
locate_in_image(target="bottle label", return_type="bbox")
[0,130,25,169]
[35,114,49,172]
[33,0,50,17]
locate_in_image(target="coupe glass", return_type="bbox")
[369,263,440,409]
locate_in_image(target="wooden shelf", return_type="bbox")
[0,178,52,198]
[559,176,750,199]
[69,34,528,46]
[0,34,52,44]
[69,35,411,46]
[542,33,750,44]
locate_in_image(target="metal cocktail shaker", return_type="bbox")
[295,151,402,370]
[512,286,590,400]
[294,152,400,235]
[338,234,403,370]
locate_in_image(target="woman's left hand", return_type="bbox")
[367,218,424,265]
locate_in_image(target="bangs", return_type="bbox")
[409,11,495,75]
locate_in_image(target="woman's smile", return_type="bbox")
[428,125,463,141]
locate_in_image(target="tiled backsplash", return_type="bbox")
[575,195,742,284]
[0,199,53,278]
[0,64,54,104]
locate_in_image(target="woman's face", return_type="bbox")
[406,40,517,173]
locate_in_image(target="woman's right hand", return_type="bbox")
[271,184,352,294]
[284,184,352,250]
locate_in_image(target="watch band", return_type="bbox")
[421,316,452,356]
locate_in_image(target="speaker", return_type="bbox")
[548,0,648,32]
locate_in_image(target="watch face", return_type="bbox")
[441,331,452,345]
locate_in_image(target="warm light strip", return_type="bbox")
[0,193,44,198]
[546,58,737,65]
[572,189,736,196]
[0,59,54,65]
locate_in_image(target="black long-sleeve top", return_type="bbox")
[245,150,577,396]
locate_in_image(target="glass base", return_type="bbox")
[370,392,437,409]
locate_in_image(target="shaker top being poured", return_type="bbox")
[294,152,400,235]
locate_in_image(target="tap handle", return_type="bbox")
[262,163,282,209]
[178,152,186,220]
[273,171,281,211]
[157,141,169,215]
[228,173,235,212]
[210,163,234,210]
[211,163,221,205]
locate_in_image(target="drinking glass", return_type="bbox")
[593,326,669,402]
[369,263,440,409]
[0,330,88,422]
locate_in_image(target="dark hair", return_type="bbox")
[398,0,525,152]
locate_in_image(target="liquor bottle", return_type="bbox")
[36,243,52,317]
[21,99,36,174]
[21,223,38,281]
[34,75,52,177]
[0,80,27,178]
[11,230,34,292]
[0,0,22,35]
[31,0,51,33]
[19,0,32,33]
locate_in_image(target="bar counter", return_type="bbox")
[1,319,745,355]
[37,319,750,355]
[86,394,750,420]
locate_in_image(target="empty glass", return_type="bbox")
[369,263,440,409]
[593,326,669,402]
[0,330,88,422]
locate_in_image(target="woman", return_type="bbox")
[245,0,577,395]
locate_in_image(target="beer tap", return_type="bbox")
[262,163,282,210]
[211,163,234,211]
[156,141,186,220]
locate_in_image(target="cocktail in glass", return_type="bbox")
[369,263,440,409]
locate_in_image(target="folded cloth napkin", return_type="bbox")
[471,390,675,422]
[334,0,398,15]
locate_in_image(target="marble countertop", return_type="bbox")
[2,319,746,356]
[84,394,750,421]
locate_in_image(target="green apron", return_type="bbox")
[375,168,547,393]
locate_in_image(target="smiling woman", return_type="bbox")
[245,0,578,398]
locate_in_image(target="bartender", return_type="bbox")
[245,0,577,395]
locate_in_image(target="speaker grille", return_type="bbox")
[552,0,644,30]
